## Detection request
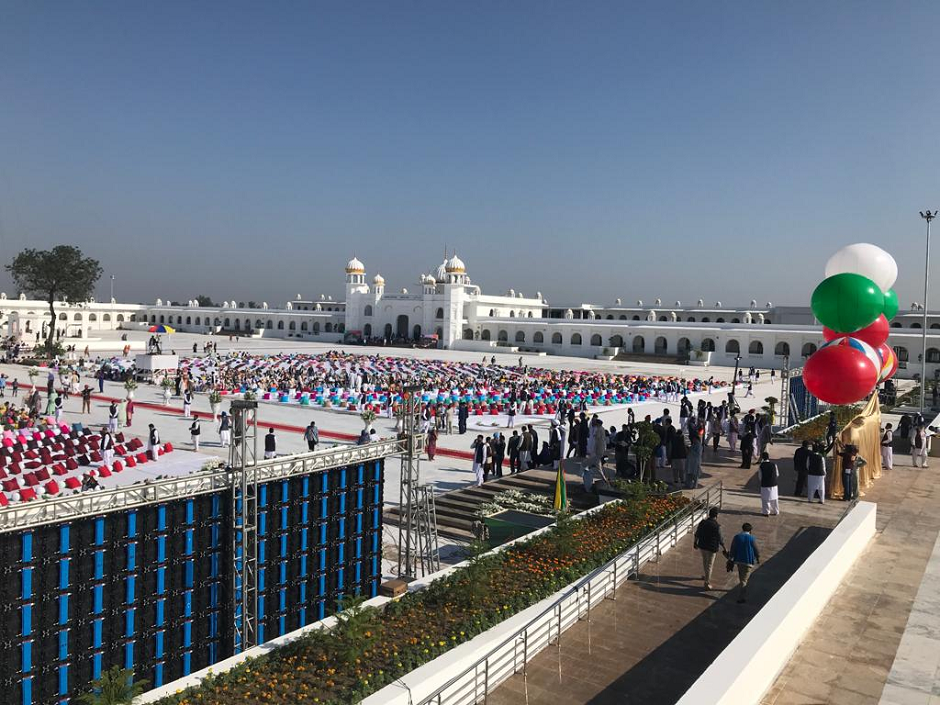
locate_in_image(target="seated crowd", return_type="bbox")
[0,421,174,504]
[166,351,726,415]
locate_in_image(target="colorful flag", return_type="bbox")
[553,460,568,512]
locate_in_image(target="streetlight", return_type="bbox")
[110,275,115,302]
[730,353,742,412]
[919,211,936,412]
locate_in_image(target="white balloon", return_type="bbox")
[825,243,897,292]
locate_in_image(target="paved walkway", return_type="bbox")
[880,531,940,705]
[487,443,848,705]
[764,461,940,705]
[487,441,940,705]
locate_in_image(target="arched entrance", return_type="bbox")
[384,323,393,340]
[396,315,409,339]
[412,324,422,340]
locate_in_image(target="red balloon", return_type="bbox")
[877,343,899,382]
[822,314,889,349]
[804,344,879,404]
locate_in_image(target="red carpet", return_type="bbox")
[86,392,475,461]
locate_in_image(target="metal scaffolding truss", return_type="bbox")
[396,387,440,579]
[0,436,415,534]
[229,400,259,654]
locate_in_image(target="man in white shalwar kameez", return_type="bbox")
[758,452,780,516]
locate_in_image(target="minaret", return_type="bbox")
[344,256,369,333]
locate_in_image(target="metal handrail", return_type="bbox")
[0,435,422,533]
[416,482,723,705]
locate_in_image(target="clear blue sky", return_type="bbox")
[1,1,938,307]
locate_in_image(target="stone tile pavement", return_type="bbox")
[486,443,850,705]
[486,439,940,705]
[763,460,940,705]
[879,530,940,705]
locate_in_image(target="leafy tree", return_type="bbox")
[6,246,101,352]
[763,396,779,424]
[78,666,148,705]
[195,294,216,307]
[632,420,661,483]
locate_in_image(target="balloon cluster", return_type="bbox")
[804,244,900,405]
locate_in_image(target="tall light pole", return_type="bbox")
[919,211,936,412]
[110,275,115,303]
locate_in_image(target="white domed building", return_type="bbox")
[343,254,545,346]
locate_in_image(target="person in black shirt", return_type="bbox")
[147,424,160,458]
[527,425,539,469]
[792,441,810,497]
[507,431,521,473]
[826,411,838,444]
[739,429,755,469]
[190,419,201,452]
[614,424,633,477]
[579,413,591,458]
[264,428,277,459]
[218,411,231,447]
[493,432,506,477]
[694,507,726,589]
[758,452,780,516]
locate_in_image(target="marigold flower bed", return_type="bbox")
[154,494,689,705]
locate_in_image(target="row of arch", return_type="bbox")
[150,314,344,334]
[891,322,940,329]
[361,323,444,340]
[54,312,125,322]
[566,314,774,324]
[487,309,535,318]
[363,306,450,320]
[464,329,822,356]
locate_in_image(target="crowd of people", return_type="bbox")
[165,350,728,419]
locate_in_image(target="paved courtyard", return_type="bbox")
[5,331,936,703]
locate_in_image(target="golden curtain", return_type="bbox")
[829,394,882,499]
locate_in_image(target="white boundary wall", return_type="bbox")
[675,501,877,705]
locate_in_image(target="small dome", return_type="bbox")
[425,275,436,285]
[434,260,448,281]
[345,256,365,274]
[373,273,385,284]
[445,254,466,273]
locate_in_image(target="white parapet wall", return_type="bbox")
[675,500,877,705]
[363,494,714,705]
[137,488,719,705]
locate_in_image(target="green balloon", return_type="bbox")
[883,288,899,320]
[811,273,885,333]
